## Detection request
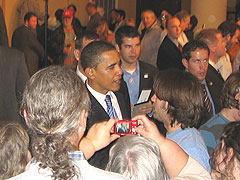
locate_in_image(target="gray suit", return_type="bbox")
[0,46,29,124]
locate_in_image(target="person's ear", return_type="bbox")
[163,101,169,111]
[226,33,231,42]
[23,110,29,126]
[74,49,80,61]
[115,44,120,53]
[85,67,95,80]
[182,58,189,70]
[226,147,234,164]
[77,109,87,138]
[235,92,240,101]
[209,44,216,53]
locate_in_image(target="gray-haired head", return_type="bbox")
[106,135,166,180]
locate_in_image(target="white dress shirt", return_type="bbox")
[86,83,123,120]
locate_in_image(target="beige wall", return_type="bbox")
[117,0,136,23]
[192,0,227,34]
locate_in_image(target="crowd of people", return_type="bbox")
[1,1,240,180]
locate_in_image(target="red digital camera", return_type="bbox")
[114,120,139,136]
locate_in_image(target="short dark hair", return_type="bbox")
[81,41,116,70]
[182,40,210,61]
[55,9,64,22]
[115,25,140,47]
[24,12,37,22]
[116,9,126,20]
[221,72,240,109]
[75,31,99,50]
[68,4,77,12]
[218,21,239,38]
[153,69,205,129]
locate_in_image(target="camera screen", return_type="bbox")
[116,122,130,133]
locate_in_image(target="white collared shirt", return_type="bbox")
[209,59,218,71]
[76,66,87,82]
[86,83,123,120]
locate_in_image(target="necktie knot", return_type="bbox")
[105,95,118,118]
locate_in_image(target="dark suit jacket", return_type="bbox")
[157,36,184,71]
[0,46,29,124]
[206,64,224,114]
[0,7,8,47]
[12,25,45,76]
[139,61,158,100]
[86,88,131,169]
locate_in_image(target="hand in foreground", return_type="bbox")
[79,119,120,159]
[133,115,164,146]
[86,118,120,151]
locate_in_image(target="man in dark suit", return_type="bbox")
[0,46,29,124]
[196,29,226,114]
[182,40,216,126]
[81,40,131,169]
[115,25,158,113]
[157,17,185,71]
[12,12,45,76]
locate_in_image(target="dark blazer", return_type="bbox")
[86,88,131,169]
[139,61,158,100]
[206,64,224,114]
[0,7,8,47]
[0,46,29,124]
[12,25,45,76]
[157,35,184,71]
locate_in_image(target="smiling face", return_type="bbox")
[89,50,123,94]
[141,11,156,29]
[182,48,209,82]
[117,37,141,65]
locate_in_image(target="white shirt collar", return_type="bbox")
[76,66,87,82]
[209,59,218,71]
[86,83,123,119]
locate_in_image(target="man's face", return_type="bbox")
[182,48,209,82]
[151,94,168,124]
[215,33,226,58]
[228,29,240,50]
[167,18,181,40]
[142,11,156,29]
[91,50,123,94]
[63,17,73,27]
[118,37,141,65]
[180,17,190,32]
[27,16,37,30]
[68,7,76,16]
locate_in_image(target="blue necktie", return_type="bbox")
[105,95,118,118]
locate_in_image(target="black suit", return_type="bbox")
[206,64,224,114]
[0,46,29,124]
[86,84,131,169]
[139,61,158,99]
[157,36,184,71]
